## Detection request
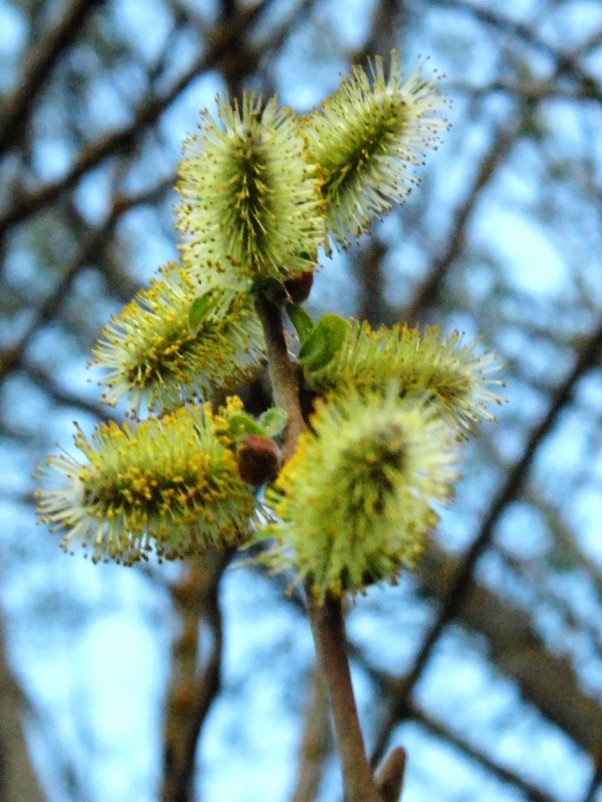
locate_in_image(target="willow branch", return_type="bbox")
[255,290,383,801]
[253,292,304,460]
[306,594,382,802]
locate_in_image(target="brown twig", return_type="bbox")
[255,290,383,801]
[253,292,305,460]
[306,593,383,802]
[375,747,406,802]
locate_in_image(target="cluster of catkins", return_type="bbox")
[36,53,503,602]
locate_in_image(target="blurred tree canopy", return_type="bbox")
[0,1,601,800]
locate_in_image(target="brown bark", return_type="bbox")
[0,620,45,802]
[161,550,233,802]
[289,668,331,802]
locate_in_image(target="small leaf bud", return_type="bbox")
[284,270,314,304]
[237,434,281,485]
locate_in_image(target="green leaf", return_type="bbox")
[252,523,277,542]
[226,412,266,442]
[188,291,214,335]
[286,303,315,345]
[299,313,350,371]
[259,407,288,439]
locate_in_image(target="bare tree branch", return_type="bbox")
[21,361,116,421]
[161,550,233,802]
[0,0,105,156]
[0,620,45,802]
[406,701,562,802]
[0,175,173,384]
[434,0,602,99]
[289,668,331,802]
